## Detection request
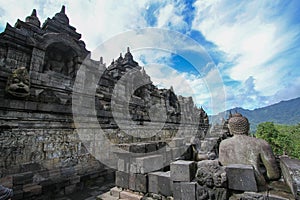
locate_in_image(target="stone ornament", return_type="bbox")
[6,67,30,98]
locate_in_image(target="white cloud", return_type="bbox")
[192,0,300,108]
[63,0,150,51]
[155,3,188,31]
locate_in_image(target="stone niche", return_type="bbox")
[43,42,78,77]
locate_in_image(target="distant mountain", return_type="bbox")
[212,97,300,132]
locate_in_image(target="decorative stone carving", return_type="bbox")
[219,113,280,188]
[196,160,228,200]
[5,67,30,98]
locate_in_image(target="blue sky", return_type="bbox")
[0,0,300,114]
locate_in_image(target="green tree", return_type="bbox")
[255,122,300,159]
[274,124,300,158]
[256,122,281,154]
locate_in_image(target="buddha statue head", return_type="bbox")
[228,113,249,135]
[6,67,30,98]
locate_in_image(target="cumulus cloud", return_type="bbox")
[192,0,300,109]
[155,3,188,32]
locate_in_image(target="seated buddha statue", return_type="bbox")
[219,113,280,187]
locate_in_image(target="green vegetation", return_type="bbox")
[255,122,300,159]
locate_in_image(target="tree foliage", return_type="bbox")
[255,122,300,159]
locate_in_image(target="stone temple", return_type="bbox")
[0,6,299,200]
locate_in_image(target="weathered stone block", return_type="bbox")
[130,163,139,174]
[148,172,159,194]
[148,171,172,196]
[136,154,164,174]
[280,156,300,199]
[145,143,157,153]
[110,186,122,198]
[129,173,135,191]
[135,173,148,193]
[181,182,196,200]
[13,172,33,185]
[119,190,143,200]
[117,157,130,172]
[23,183,42,195]
[173,182,181,200]
[115,171,129,189]
[171,147,186,160]
[173,181,196,200]
[225,164,258,192]
[130,143,146,153]
[168,138,185,148]
[170,160,196,182]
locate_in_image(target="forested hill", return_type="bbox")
[213,97,300,131]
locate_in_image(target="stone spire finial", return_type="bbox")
[54,5,69,25]
[31,9,37,17]
[116,53,123,63]
[60,5,66,13]
[125,47,133,60]
[25,9,41,27]
[100,57,103,64]
[170,86,174,92]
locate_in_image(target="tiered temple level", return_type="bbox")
[0,6,209,199]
